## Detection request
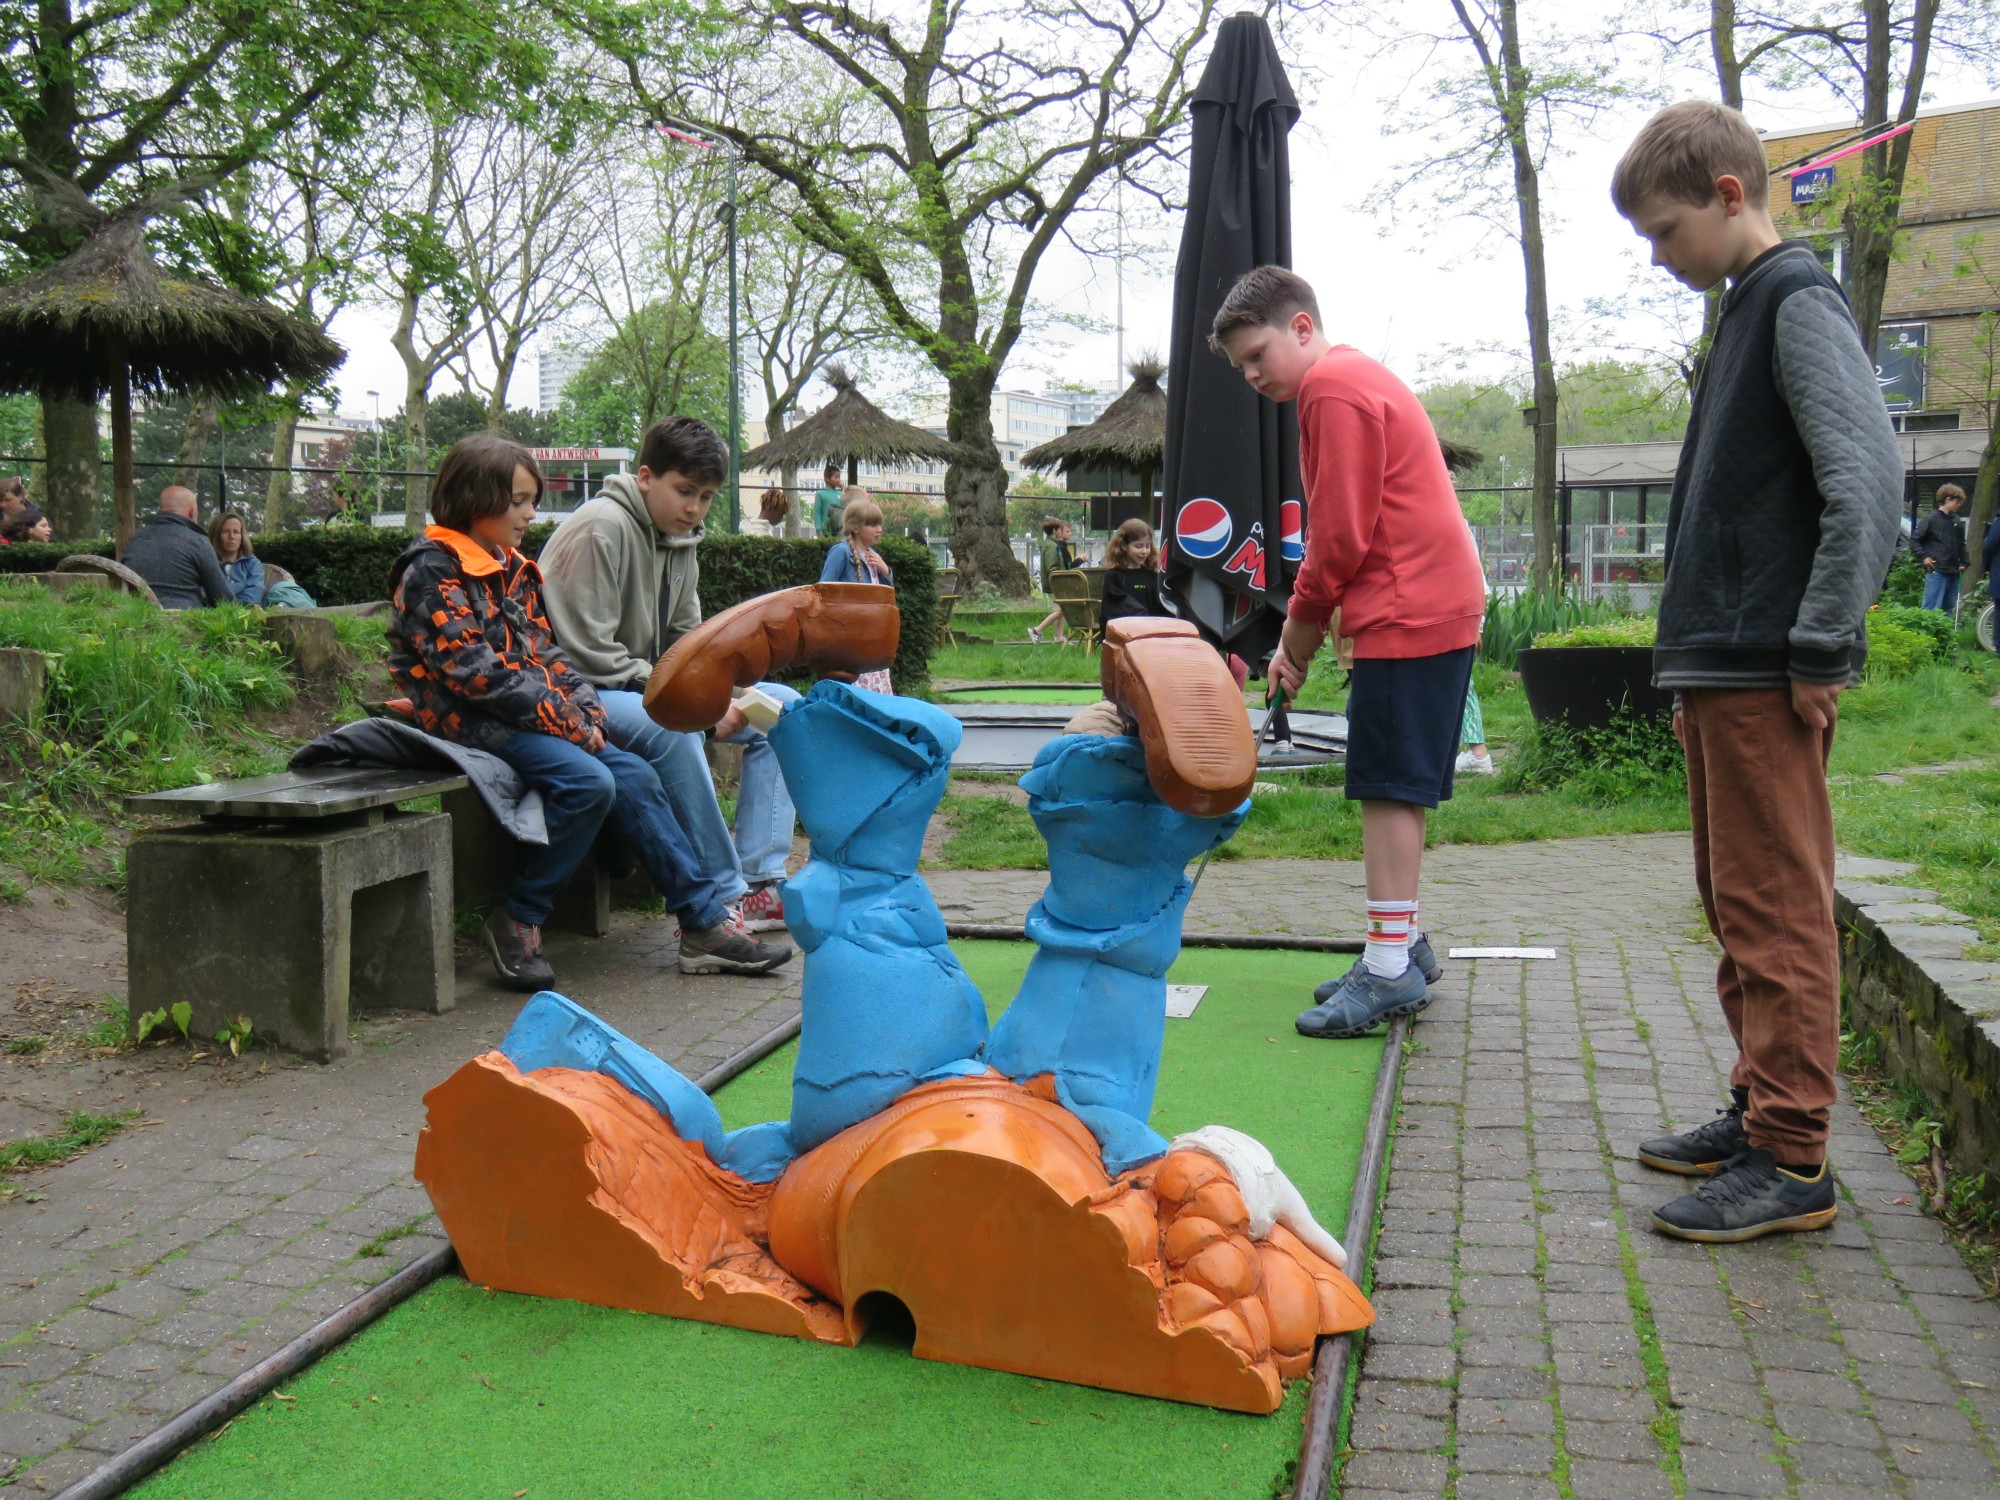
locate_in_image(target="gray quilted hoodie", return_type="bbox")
[1653,242,1903,689]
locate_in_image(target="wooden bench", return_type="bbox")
[125,768,463,1061]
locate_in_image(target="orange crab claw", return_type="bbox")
[643,582,900,732]
[1098,617,1257,817]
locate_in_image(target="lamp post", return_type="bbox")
[366,390,381,515]
[653,118,744,533]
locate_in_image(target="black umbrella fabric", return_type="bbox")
[1160,12,1300,665]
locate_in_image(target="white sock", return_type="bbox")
[1363,900,1418,978]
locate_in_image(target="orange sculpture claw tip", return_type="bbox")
[643,582,900,732]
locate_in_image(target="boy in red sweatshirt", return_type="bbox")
[1212,266,1487,1038]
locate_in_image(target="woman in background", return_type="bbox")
[208,511,265,605]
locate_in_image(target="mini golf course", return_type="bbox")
[134,943,1378,1500]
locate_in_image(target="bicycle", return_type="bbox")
[1979,600,1996,654]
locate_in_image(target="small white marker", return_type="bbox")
[1448,947,1560,960]
[1165,984,1207,1018]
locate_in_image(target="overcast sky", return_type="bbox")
[325,11,1997,423]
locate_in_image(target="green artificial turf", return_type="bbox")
[139,943,1375,1500]
[938,687,1105,705]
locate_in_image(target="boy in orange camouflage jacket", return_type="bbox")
[387,436,788,991]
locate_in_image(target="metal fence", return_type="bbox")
[1576,522,1666,609]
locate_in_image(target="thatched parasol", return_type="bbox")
[741,362,963,485]
[0,211,344,549]
[1440,439,1484,474]
[1021,358,1167,516]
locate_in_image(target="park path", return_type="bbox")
[2,835,1997,1496]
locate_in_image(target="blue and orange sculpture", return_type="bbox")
[415,591,1373,1413]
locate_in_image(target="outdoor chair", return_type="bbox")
[936,566,963,648]
[1047,569,1101,651]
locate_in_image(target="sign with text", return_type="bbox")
[1875,323,1928,412]
[529,447,633,463]
[1791,165,1836,204]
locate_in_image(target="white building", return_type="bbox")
[291,413,378,468]
[537,346,589,413]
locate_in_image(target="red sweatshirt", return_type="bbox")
[1289,347,1485,658]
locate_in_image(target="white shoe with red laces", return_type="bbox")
[736,885,789,932]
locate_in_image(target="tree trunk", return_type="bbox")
[174,394,221,499]
[1843,0,1938,363]
[40,394,102,541]
[1969,423,1999,592]
[486,335,521,433]
[1500,0,1562,590]
[942,375,1029,594]
[265,403,301,531]
[111,364,136,554]
[402,378,431,528]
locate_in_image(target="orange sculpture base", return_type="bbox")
[416,1059,1373,1413]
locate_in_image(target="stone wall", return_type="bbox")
[1835,854,2000,1200]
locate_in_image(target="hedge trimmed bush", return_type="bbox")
[4,524,941,691]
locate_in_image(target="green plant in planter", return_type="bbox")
[1503,706,1685,804]
[1528,616,1659,650]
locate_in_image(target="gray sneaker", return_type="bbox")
[1651,1148,1837,1243]
[484,909,554,992]
[678,922,792,976]
[1297,963,1430,1039]
[1313,935,1440,1003]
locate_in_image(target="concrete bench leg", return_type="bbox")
[442,787,611,938]
[126,812,453,1062]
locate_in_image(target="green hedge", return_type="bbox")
[3,526,940,691]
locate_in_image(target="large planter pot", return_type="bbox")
[1515,646,1672,734]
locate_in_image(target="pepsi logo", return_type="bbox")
[1280,498,1304,562]
[1176,498,1233,560]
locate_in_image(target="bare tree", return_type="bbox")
[566,136,733,437]
[367,116,478,525]
[741,183,886,534]
[1384,2,1622,589]
[442,115,601,431]
[594,0,1271,592]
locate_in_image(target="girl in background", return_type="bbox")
[820,495,895,693]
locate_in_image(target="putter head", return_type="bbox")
[1098,618,1256,817]
[644,583,899,731]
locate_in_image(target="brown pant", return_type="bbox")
[1681,687,1840,1162]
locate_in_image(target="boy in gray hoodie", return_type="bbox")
[1612,101,1901,1244]
[539,416,800,934]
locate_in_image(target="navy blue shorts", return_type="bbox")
[1343,647,1477,807]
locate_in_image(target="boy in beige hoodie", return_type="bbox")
[539,416,800,932]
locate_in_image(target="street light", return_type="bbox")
[366,390,382,514]
[653,118,744,534]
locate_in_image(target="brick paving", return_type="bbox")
[5,834,1998,1495]
[0,920,800,1495]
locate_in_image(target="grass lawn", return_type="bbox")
[931,643,2000,949]
[135,942,1375,1500]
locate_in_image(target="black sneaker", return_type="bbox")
[1650,1149,1837,1243]
[484,909,555,992]
[1637,1090,1750,1175]
[678,922,792,976]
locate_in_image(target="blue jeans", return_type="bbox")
[1922,570,1962,612]
[490,731,729,933]
[601,686,800,893]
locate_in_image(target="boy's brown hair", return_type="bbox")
[431,434,541,532]
[640,415,728,486]
[1936,482,1967,507]
[1208,265,1322,353]
[1612,100,1769,216]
